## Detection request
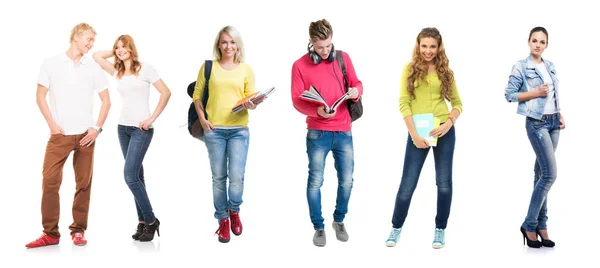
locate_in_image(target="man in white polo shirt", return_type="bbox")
[25,22,111,248]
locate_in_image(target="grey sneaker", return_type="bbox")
[332,222,349,242]
[313,229,326,247]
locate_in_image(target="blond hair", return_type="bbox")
[213,26,245,63]
[69,22,96,42]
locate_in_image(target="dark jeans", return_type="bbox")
[118,125,156,223]
[392,126,455,229]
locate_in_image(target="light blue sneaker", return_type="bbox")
[432,228,445,249]
[386,228,402,247]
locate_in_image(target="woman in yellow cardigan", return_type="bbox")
[386,27,462,249]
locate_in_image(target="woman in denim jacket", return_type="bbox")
[505,26,565,248]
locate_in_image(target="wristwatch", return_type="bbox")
[93,125,103,133]
[448,116,456,125]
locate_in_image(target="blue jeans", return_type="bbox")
[523,113,560,232]
[204,128,250,220]
[118,125,156,223]
[392,126,455,229]
[306,130,354,230]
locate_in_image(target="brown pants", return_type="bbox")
[41,132,95,238]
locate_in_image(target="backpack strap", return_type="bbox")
[335,50,349,92]
[204,60,213,81]
[201,60,213,119]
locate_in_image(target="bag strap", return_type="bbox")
[201,60,213,119]
[335,50,349,92]
[202,60,213,101]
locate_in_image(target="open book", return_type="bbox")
[232,86,276,114]
[413,113,441,147]
[300,85,349,114]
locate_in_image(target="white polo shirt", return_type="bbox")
[37,53,109,135]
[114,63,161,127]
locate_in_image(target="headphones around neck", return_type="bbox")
[308,43,336,64]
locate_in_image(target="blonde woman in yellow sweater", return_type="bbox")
[193,26,256,243]
[386,27,462,249]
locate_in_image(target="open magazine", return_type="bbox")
[300,85,349,114]
[413,113,441,147]
[232,86,276,114]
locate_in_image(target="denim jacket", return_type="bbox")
[505,55,560,120]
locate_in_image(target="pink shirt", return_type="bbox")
[291,52,363,132]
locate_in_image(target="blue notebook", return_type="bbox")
[412,113,441,147]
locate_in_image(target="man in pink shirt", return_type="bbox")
[291,19,363,247]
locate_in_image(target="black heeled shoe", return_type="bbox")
[536,228,555,247]
[132,223,145,240]
[138,219,160,242]
[520,227,542,248]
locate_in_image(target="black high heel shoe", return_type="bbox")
[520,227,542,248]
[536,228,555,247]
[132,223,145,240]
[139,219,160,242]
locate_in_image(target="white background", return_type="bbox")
[0,0,597,267]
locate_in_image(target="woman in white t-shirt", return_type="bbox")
[93,35,171,242]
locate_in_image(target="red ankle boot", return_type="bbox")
[215,218,230,243]
[229,210,243,236]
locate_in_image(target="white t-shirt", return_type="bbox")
[536,63,557,114]
[113,63,161,127]
[37,53,109,135]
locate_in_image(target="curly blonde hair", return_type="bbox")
[407,27,454,101]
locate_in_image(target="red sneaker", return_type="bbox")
[229,210,243,236]
[215,218,230,243]
[25,233,60,248]
[72,232,87,246]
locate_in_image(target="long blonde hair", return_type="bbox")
[213,26,245,63]
[407,27,454,101]
[113,35,141,79]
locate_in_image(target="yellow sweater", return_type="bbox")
[193,61,256,127]
[399,64,463,122]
